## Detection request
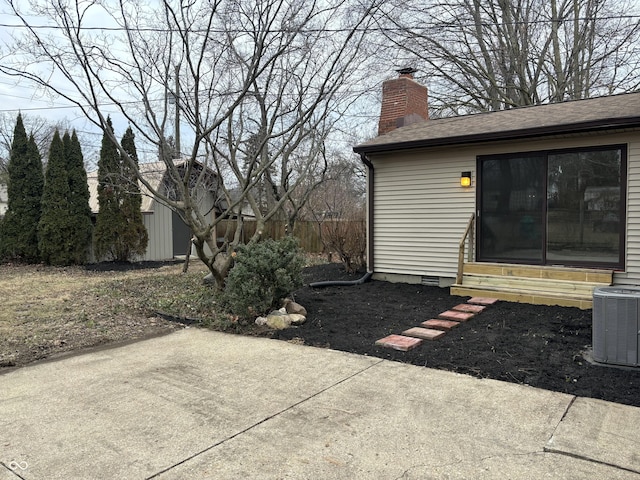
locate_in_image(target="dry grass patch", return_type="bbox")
[0,263,228,368]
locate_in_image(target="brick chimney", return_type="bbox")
[377,68,428,136]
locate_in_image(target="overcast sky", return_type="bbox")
[0,2,381,171]
[0,5,178,168]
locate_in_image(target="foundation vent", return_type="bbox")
[421,276,439,286]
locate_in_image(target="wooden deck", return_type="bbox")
[450,262,613,309]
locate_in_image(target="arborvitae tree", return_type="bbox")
[38,130,74,265]
[0,114,44,262]
[65,130,93,264]
[94,118,148,261]
[94,117,123,261]
[119,127,148,259]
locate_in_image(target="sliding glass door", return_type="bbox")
[478,145,625,268]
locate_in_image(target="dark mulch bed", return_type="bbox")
[269,263,640,407]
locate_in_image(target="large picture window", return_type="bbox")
[478,145,625,268]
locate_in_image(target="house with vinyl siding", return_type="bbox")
[354,71,640,309]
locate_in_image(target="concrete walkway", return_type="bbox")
[1,329,638,479]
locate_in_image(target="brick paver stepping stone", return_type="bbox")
[468,297,499,305]
[452,303,486,314]
[375,334,423,351]
[439,310,475,322]
[422,319,459,331]
[402,327,446,341]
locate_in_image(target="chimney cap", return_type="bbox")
[396,67,418,76]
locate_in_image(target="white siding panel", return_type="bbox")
[616,138,640,285]
[372,147,476,278]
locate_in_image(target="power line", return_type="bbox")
[0,103,83,113]
[0,14,639,33]
[0,84,380,114]
[0,97,155,113]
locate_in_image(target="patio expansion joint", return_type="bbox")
[542,447,640,476]
[545,395,577,448]
[542,395,640,476]
[144,357,386,480]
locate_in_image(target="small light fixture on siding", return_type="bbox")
[460,171,472,188]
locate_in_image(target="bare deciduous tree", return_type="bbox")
[377,0,640,114]
[308,156,366,272]
[0,0,381,288]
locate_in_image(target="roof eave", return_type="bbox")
[353,117,640,155]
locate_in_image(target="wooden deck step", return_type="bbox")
[462,262,613,283]
[451,263,613,310]
[450,285,593,309]
[461,274,604,296]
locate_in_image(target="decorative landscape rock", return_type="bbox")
[265,312,292,330]
[287,314,306,325]
[283,298,307,316]
[260,310,307,330]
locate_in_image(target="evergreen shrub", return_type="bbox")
[223,236,304,318]
[0,115,44,262]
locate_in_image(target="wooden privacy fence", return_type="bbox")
[216,219,363,253]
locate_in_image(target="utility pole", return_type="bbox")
[175,63,181,158]
[174,63,192,272]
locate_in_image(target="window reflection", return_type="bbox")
[480,156,544,262]
[479,146,624,267]
[547,150,621,263]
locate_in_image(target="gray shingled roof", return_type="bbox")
[354,91,640,154]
